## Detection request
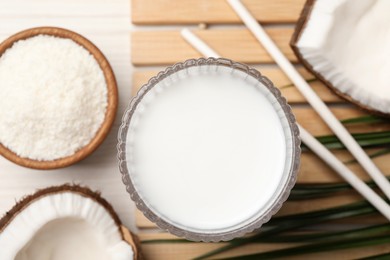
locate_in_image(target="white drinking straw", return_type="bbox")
[180,28,390,221]
[299,127,390,220]
[181,29,219,58]
[226,0,390,200]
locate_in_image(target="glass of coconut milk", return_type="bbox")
[118,58,300,242]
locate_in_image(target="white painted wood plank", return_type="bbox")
[0,1,129,17]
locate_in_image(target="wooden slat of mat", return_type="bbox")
[140,238,296,260]
[137,210,386,230]
[297,149,390,183]
[136,192,368,229]
[135,186,386,229]
[135,145,390,229]
[132,0,305,24]
[133,68,342,103]
[136,147,390,228]
[132,28,296,66]
[128,82,389,136]
[294,107,366,136]
[132,70,390,135]
[137,232,390,260]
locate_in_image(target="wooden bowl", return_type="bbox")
[0,27,118,170]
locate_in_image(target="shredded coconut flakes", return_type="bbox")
[0,35,108,161]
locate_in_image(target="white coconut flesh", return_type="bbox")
[295,0,390,113]
[0,192,133,260]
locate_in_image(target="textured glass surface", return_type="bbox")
[118,58,301,242]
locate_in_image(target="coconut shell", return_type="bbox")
[290,0,389,117]
[0,184,142,260]
[122,226,144,260]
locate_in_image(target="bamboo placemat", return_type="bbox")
[131,0,390,258]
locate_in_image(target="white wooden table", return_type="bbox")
[0,0,136,230]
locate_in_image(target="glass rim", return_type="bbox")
[118,57,301,242]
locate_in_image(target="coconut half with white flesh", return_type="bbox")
[0,185,141,260]
[291,0,390,115]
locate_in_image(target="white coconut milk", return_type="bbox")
[127,65,292,232]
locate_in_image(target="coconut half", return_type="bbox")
[291,0,390,115]
[0,185,140,260]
